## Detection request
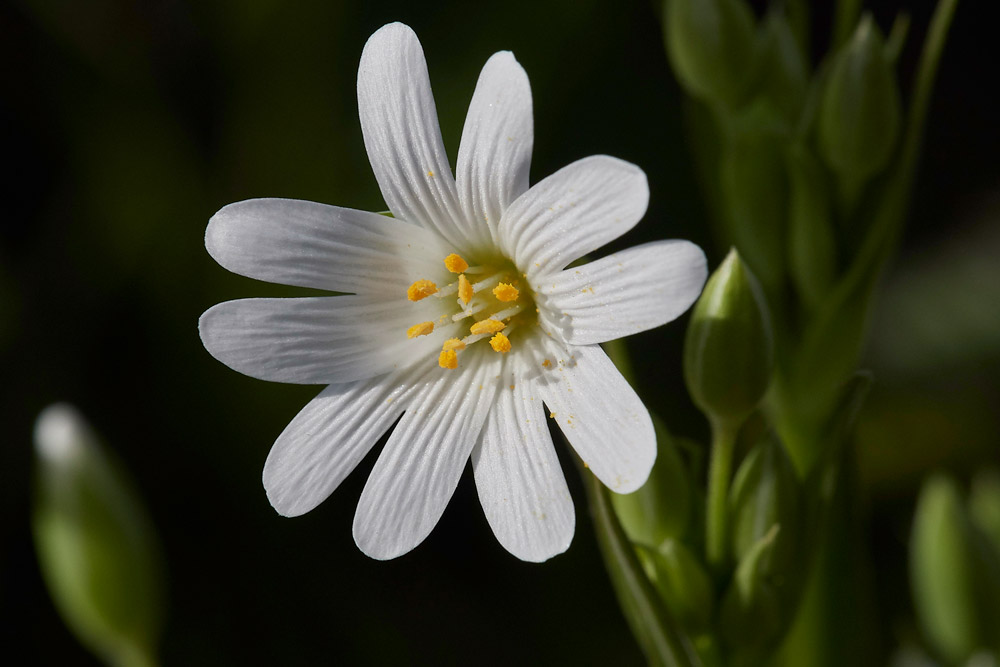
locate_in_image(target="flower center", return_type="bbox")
[405,253,536,369]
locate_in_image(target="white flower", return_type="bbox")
[199,22,707,562]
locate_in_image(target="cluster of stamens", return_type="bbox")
[405,253,526,369]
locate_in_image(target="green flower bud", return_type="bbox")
[911,475,1000,663]
[720,525,784,652]
[817,13,902,206]
[637,539,715,635]
[612,414,692,547]
[786,143,838,310]
[729,438,801,573]
[758,11,809,122]
[32,404,165,667]
[664,0,759,108]
[684,249,774,424]
[719,101,790,292]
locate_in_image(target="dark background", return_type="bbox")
[1,0,996,664]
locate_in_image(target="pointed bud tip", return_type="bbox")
[34,403,89,464]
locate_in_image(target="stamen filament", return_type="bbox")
[434,282,458,297]
[491,305,524,321]
[472,272,504,292]
[462,265,488,275]
[452,296,489,321]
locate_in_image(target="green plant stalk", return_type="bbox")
[770,0,959,476]
[582,465,702,667]
[706,417,740,570]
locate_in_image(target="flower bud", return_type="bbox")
[817,14,902,205]
[729,437,801,572]
[664,0,759,108]
[32,404,164,666]
[758,11,809,122]
[612,415,692,547]
[911,475,1000,664]
[719,101,789,292]
[684,249,774,424]
[786,143,838,310]
[637,539,714,635]
[719,525,784,652]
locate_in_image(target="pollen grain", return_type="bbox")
[406,321,434,338]
[407,279,437,301]
[458,274,474,304]
[444,253,469,273]
[492,283,519,302]
[438,349,458,369]
[489,332,511,354]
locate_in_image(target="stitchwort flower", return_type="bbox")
[200,22,707,562]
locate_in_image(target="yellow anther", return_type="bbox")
[458,274,473,304]
[492,282,519,302]
[407,279,438,301]
[444,253,469,273]
[489,332,511,354]
[407,321,434,338]
[470,318,505,335]
[442,338,466,352]
[438,349,458,369]
[542,359,552,368]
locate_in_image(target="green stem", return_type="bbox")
[582,466,701,666]
[706,418,740,570]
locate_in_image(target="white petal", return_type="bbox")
[206,198,449,294]
[358,23,476,251]
[456,51,533,247]
[199,296,459,385]
[529,337,655,493]
[353,347,502,560]
[499,156,649,277]
[538,240,707,345]
[471,359,574,562]
[263,365,427,517]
